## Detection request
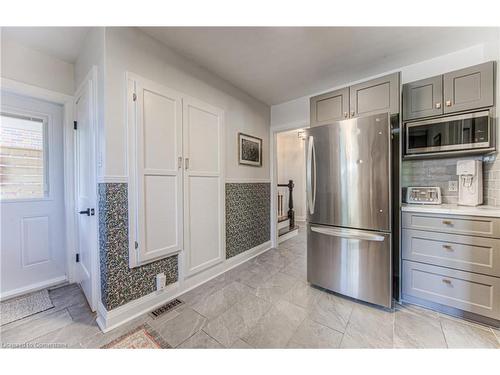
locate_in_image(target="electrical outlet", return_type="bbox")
[156,273,166,291]
[448,180,458,192]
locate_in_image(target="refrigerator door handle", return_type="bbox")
[310,226,385,242]
[307,136,316,214]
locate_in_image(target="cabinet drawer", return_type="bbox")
[402,212,500,238]
[402,229,500,277]
[402,260,500,320]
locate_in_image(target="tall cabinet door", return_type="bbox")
[128,77,183,266]
[310,88,349,127]
[183,97,224,276]
[443,61,494,114]
[403,75,443,121]
[349,72,400,118]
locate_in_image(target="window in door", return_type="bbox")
[0,112,48,200]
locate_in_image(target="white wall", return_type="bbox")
[277,129,306,220]
[0,36,74,95]
[103,28,270,181]
[271,41,500,129]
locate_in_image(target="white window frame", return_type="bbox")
[0,109,51,203]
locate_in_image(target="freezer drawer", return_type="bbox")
[402,260,500,320]
[307,224,392,308]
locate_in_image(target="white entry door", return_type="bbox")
[183,97,224,276]
[74,78,97,311]
[0,92,67,299]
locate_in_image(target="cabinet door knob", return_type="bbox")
[446,100,452,107]
[350,111,355,117]
[435,102,441,109]
[442,279,452,285]
[442,220,453,225]
[344,112,348,118]
[442,244,453,250]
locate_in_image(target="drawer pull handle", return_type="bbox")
[442,220,453,225]
[442,244,453,250]
[442,279,452,285]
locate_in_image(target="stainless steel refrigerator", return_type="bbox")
[306,112,392,308]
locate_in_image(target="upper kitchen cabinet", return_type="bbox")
[349,72,400,118]
[403,61,495,121]
[310,87,349,127]
[443,61,495,114]
[403,75,443,121]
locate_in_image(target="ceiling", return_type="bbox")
[142,27,499,105]
[2,27,498,105]
[1,27,90,63]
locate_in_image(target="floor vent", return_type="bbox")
[149,298,184,319]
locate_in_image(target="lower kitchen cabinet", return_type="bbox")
[402,260,500,320]
[401,210,500,324]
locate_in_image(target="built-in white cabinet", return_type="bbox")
[182,97,224,276]
[127,74,224,274]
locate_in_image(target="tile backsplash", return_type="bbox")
[402,154,500,206]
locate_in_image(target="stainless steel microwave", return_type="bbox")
[404,110,495,158]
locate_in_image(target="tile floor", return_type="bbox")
[2,224,500,349]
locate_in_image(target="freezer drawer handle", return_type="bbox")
[311,226,385,242]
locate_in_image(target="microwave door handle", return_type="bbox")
[307,136,315,214]
[311,226,385,242]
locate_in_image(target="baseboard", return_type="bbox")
[0,276,68,301]
[401,294,500,329]
[96,240,272,333]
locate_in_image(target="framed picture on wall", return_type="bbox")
[238,133,262,167]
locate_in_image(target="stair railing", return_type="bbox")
[277,179,295,230]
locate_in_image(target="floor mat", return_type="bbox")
[102,324,171,349]
[0,289,54,326]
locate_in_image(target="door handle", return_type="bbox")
[306,136,316,215]
[311,226,385,242]
[185,157,190,170]
[79,208,93,216]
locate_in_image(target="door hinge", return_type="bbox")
[73,121,78,130]
[75,253,80,263]
[135,241,139,250]
[132,93,137,102]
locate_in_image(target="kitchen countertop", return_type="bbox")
[401,203,500,218]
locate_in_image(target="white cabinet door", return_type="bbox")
[128,77,183,266]
[183,97,224,276]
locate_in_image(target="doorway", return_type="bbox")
[273,127,308,244]
[0,92,67,298]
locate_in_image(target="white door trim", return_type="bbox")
[0,77,76,296]
[270,120,309,248]
[73,66,100,311]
